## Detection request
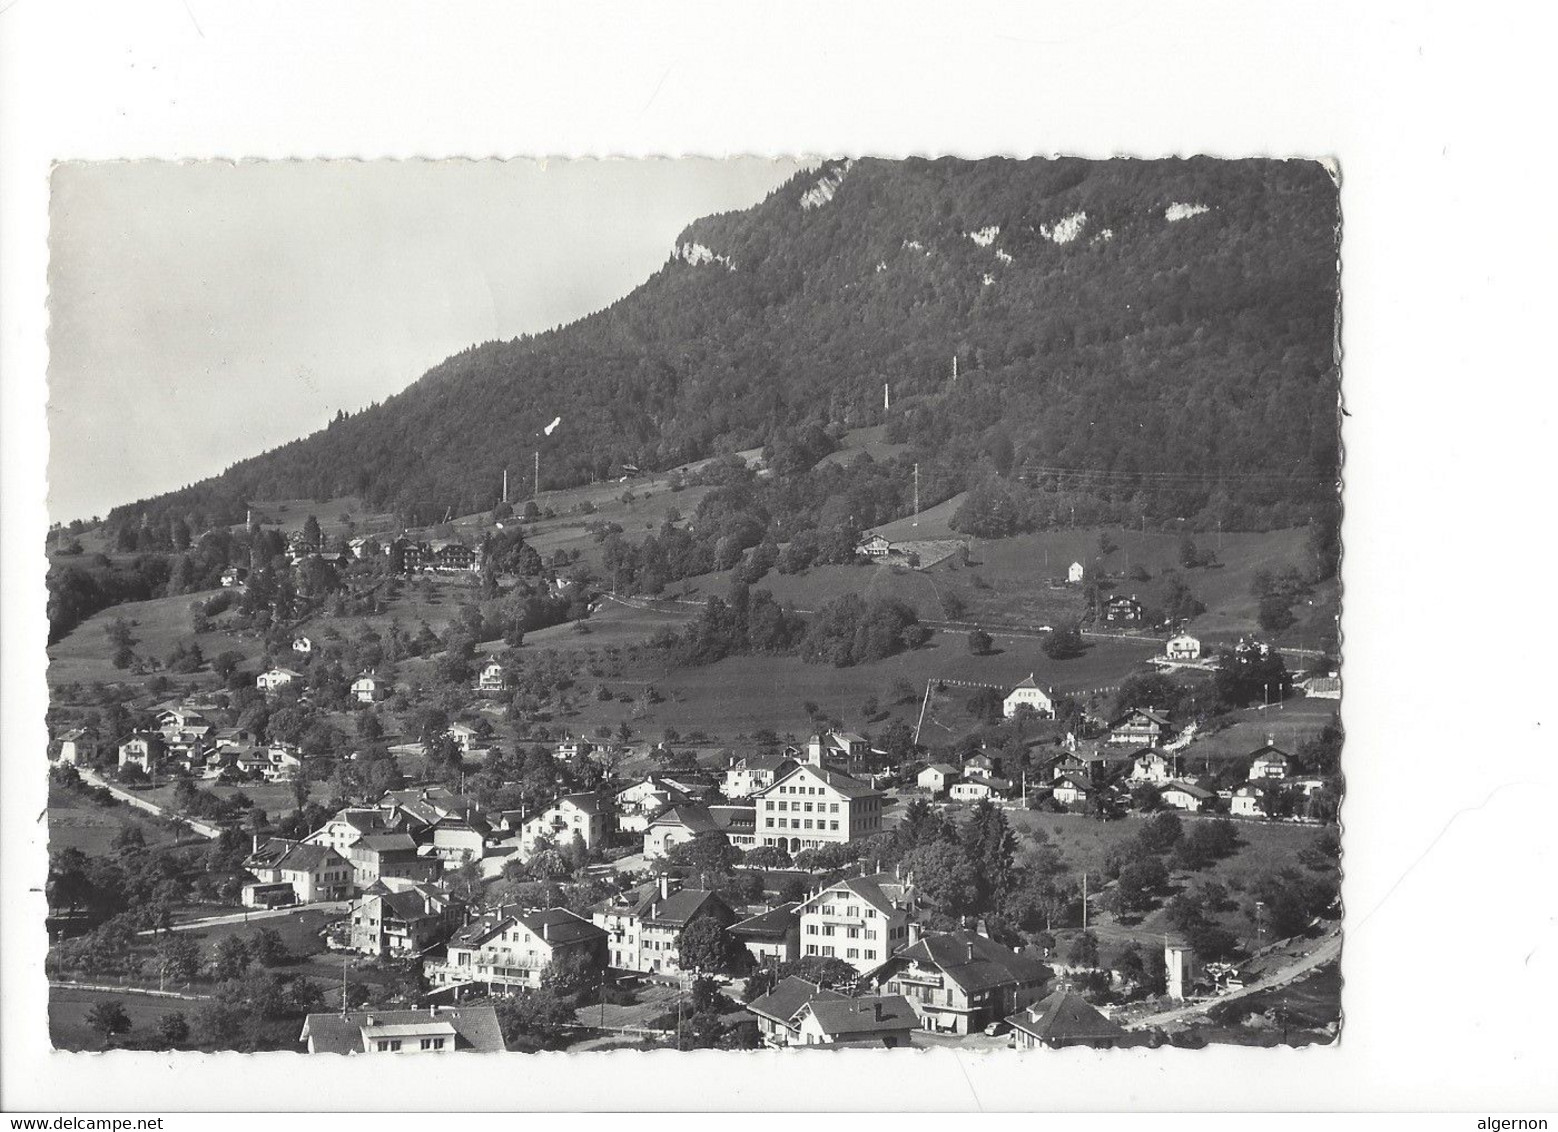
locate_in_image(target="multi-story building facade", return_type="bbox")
[795,871,916,973]
[870,928,1050,1035]
[348,879,462,958]
[753,764,883,854]
[591,878,735,974]
[425,908,606,992]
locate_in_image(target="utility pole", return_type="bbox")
[502,468,508,505]
[1082,871,1088,931]
[913,463,920,527]
[534,450,541,500]
[883,383,890,410]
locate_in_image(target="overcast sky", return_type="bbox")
[46,158,811,524]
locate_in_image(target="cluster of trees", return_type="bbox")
[797,595,928,668]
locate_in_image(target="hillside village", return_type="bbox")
[45,498,1342,1053]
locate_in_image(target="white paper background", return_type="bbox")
[3,0,1555,1113]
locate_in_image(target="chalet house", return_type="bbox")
[643,803,755,859]
[1231,783,1270,818]
[117,732,165,775]
[917,764,959,794]
[1166,634,1201,660]
[728,903,802,967]
[1051,774,1094,807]
[754,764,883,854]
[555,738,594,762]
[157,707,214,745]
[256,667,302,693]
[261,745,303,782]
[1248,740,1292,780]
[1160,781,1216,813]
[476,661,508,694]
[300,1005,503,1055]
[613,777,695,834]
[1045,749,1132,786]
[425,908,606,992]
[796,871,917,973]
[746,976,845,1046]
[1128,748,1176,785]
[56,727,97,765]
[722,752,799,799]
[348,879,462,958]
[517,793,610,859]
[427,541,478,572]
[1006,987,1126,1050]
[1104,594,1145,624]
[220,566,248,588]
[387,537,424,574]
[292,636,313,655]
[591,878,734,974]
[857,534,893,558]
[351,672,387,704]
[963,753,1003,781]
[241,838,353,907]
[1003,675,1055,719]
[1107,707,1173,747]
[1301,674,1342,700]
[870,929,1049,1035]
[1067,561,1085,584]
[794,995,917,1048]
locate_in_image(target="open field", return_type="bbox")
[230,496,399,542]
[47,782,182,855]
[815,423,910,468]
[47,588,268,696]
[1177,698,1340,770]
[49,985,205,1051]
[137,780,333,823]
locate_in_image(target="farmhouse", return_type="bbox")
[299,1005,503,1055]
[754,764,883,854]
[746,976,846,1046]
[870,928,1049,1036]
[796,871,917,973]
[794,995,917,1048]
[1003,675,1055,720]
[917,763,959,794]
[1166,633,1201,660]
[241,838,353,906]
[1067,561,1085,584]
[857,534,893,558]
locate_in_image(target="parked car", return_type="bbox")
[983,1020,1011,1037]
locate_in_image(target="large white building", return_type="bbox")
[795,871,917,973]
[753,764,883,854]
[1003,675,1055,719]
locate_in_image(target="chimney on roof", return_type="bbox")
[966,941,975,962]
[659,874,672,900]
[542,919,550,942]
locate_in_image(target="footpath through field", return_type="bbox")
[133,900,353,937]
[77,767,222,840]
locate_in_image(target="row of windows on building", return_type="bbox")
[374,1037,447,1051]
[804,943,879,961]
[806,923,878,939]
[766,817,841,831]
[766,800,841,813]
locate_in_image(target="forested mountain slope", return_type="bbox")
[107,157,1341,534]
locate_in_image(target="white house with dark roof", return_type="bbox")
[1128,748,1176,785]
[1160,780,1215,813]
[351,672,387,704]
[753,764,883,853]
[425,908,606,992]
[591,876,736,974]
[241,838,353,906]
[1006,987,1127,1049]
[257,666,303,693]
[1166,633,1201,660]
[1231,783,1271,818]
[728,902,802,966]
[642,802,755,859]
[300,1005,503,1054]
[516,792,609,860]
[870,928,1050,1035]
[722,751,799,798]
[746,975,846,1045]
[476,660,509,694]
[794,995,917,1048]
[1248,739,1292,780]
[917,763,959,794]
[1107,706,1173,747]
[1003,675,1055,719]
[1067,561,1085,584]
[795,870,917,973]
[56,727,97,765]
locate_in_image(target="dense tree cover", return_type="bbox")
[98,158,1341,547]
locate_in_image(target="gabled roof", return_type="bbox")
[728,902,800,940]
[1009,673,1043,691]
[353,832,419,854]
[1113,706,1172,728]
[558,792,607,816]
[922,763,959,775]
[746,975,844,1027]
[632,887,731,928]
[885,930,1050,994]
[801,995,918,1036]
[300,1006,503,1054]
[763,764,879,800]
[799,871,912,918]
[1007,988,1124,1044]
[247,838,345,874]
[647,804,721,834]
[1162,780,1215,800]
[731,752,795,773]
[514,907,608,946]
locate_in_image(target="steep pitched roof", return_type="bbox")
[886,930,1049,994]
[558,792,607,816]
[923,763,959,775]
[353,832,419,854]
[300,1005,503,1054]
[746,975,845,1027]
[802,995,918,1036]
[1162,780,1215,801]
[766,764,879,800]
[802,871,913,918]
[514,907,607,946]
[632,887,730,928]
[1007,988,1125,1044]
[728,902,800,940]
